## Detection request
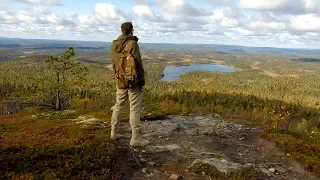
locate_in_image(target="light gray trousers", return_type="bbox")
[111,86,143,129]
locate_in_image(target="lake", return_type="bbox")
[161,63,235,81]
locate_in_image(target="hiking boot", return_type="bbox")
[130,127,150,147]
[110,125,123,140]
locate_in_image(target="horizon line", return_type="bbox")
[1,36,320,51]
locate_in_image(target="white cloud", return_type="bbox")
[209,7,242,28]
[16,7,47,24]
[63,11,77,21]
[133,5,163,21]
[207,0,233,6]
[210,9,224,21]
[0,8,16,24]
[305,32,319,37]
[132,0,155,5]
[238,0,288,10]
[291,39,302,44]
[9,0,61,5]
[236,27,254,35]
[77,15,98,26]
[133,5,153,17]
[223,7,242,18]
[303,0,320,12]
[14,6,73,25]
[249,21,287,30]
[1,1,320,48]
[130,0,213,35]
[221,17,239,27]
[290,14,320,31]
[159,0,212,16]
[94,3,127,22]
[41,13,74,25]
[238,0,320,14]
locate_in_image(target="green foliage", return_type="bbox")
[154,89,320,132]
[44,47,88,110]
[160,98,182,114]
[263,131,320,177]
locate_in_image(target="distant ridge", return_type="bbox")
[0,37,111,50]
[0,36,320,55]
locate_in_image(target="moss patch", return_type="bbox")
[0,112,116,179]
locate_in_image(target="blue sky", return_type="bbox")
[1,0,320,49]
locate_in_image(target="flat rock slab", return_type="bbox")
[147,144,182,152]
[142,115,244,137]
[112,115,319,180]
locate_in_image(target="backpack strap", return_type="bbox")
[124,40,133,54]
[120,38,133,54]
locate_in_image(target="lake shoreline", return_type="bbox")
[161,63,236,81]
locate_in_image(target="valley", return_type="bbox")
[0,38,319,179]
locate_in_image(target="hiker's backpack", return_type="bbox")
[114,41,139,89]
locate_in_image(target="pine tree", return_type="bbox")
[45,47,87,110]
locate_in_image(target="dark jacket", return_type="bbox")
[110,34,145,87]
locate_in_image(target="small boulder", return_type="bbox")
[142,168,148,174]
[269,168,276,173]
[140,158,147,163]
[169,174,183,180]
[259,167,270,175]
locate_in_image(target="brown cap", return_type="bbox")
[121,22,133,35]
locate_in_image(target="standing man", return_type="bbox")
[110,22,149,147]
